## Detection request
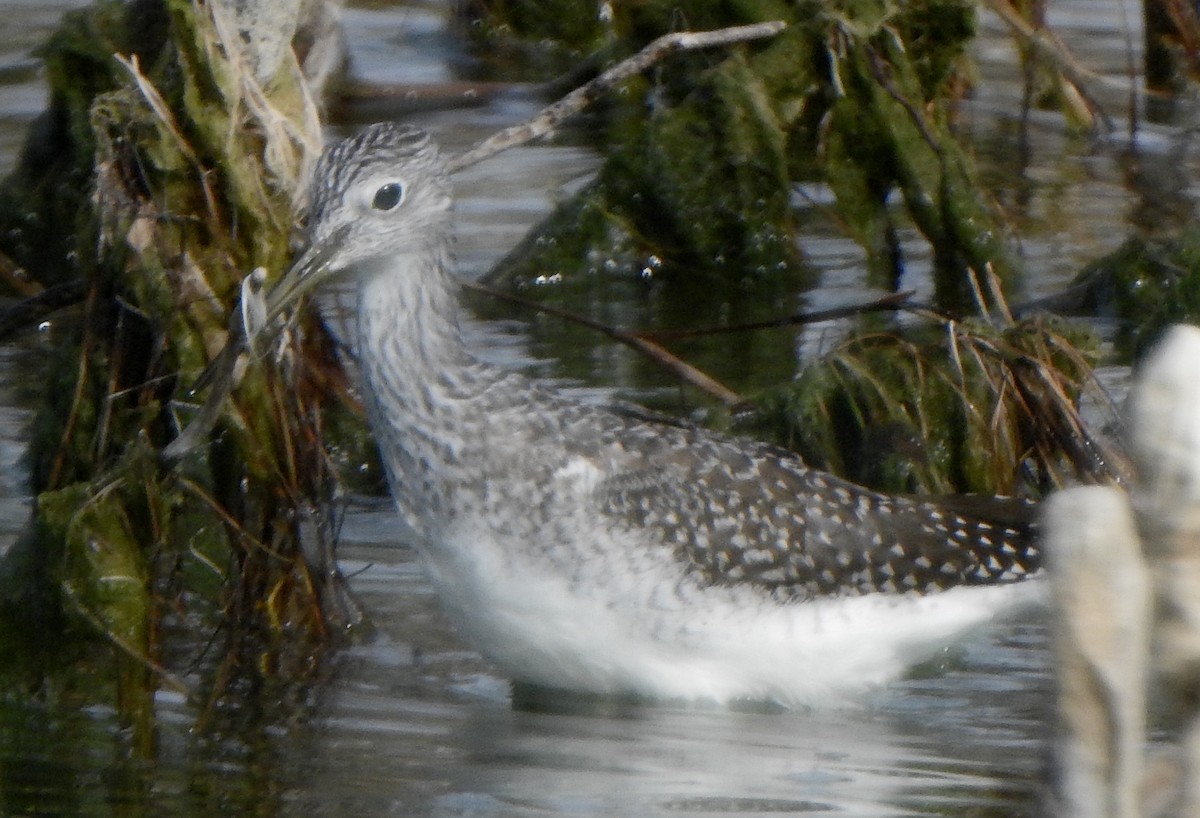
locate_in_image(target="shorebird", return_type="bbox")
[264,122,1041,707]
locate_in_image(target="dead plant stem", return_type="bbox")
[446,21,786,173]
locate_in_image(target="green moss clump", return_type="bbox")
[0,1,134,289]
[479,0,1020,317]
[0,0,361,721]
[1077,232,1200,359]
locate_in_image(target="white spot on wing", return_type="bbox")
[553,457,605,495]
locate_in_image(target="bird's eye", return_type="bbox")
[372,182,405,211]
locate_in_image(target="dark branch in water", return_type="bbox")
[461,286,921,407]
[0,279,88,342]
[461,279,745,406]
[638,292,915,341]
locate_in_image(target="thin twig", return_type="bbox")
[446,21,787,173]
[863,35,946,159]
[981,0,1115,133]
[462,279,744,406]
[1114,0,1139,137]
[984,262,1015,324]
[639,291,914,341]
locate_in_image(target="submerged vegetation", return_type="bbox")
[1071,231,1200,359]
[0,0,1184,739]
[0,0,356,728]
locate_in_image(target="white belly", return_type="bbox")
[413,518,1043,708]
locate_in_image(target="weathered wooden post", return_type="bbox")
[1045,324,1200,816]
[1129,324,1200,816]
[1043,485,1150,818]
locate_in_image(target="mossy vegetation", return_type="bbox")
[466,0,1114,498]
[745,315,1112,496]
[0,0,360,723]
[478,0,1020,315]
[1073,232,1200,360]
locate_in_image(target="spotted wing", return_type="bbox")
[593,430,1039,601]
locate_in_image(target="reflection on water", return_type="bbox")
[0,0,1168,815]
[0,507,1051,817]
[267,521,1050,818]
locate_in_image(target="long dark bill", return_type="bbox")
[160,224,352,462]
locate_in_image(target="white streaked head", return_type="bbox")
[266,123,453,319]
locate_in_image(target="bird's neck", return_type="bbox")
[356,246,486,394]
[354,247,513,532]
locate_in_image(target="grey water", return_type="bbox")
[0,1,1175,815]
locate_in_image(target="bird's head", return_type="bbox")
[264,122,453,322]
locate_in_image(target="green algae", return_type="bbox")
[478,0,1021,315]
[1077,231,1200,359]
[0,0,357,720]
